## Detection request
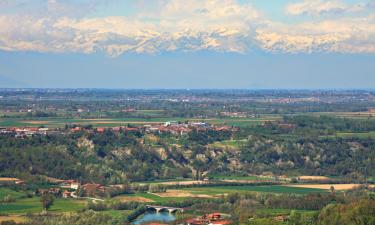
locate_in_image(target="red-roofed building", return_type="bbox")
[71,127,81,132]
[209,220,232,225]
[96,127,106,133]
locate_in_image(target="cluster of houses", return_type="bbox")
[36,179,109,199]
[1,120,238,138]
[72,121,237,136]
[0,127,51,137]
[186,213,232,225]
[143,121,237,135]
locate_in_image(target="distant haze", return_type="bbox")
[0,51,374,89]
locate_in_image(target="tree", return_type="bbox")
[40,193,54,211]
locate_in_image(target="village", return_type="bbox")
[0,121,238,138]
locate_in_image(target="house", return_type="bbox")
[38,188,61,196]
[186,213,230,225]
[186,218,207,225]
[60,180,80,190]
[164,121,178,126]
[112,127,122,132]
[62,190,73,198]
[205,213,222,221]
[125,127,139,132]
[70,181,80,190]
[96,127,106,133]
[71,127,81,133]
[81,183,105,196]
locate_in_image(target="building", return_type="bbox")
[209,221,232,225]
[186,213,232,225]
[71,127,82,132]
[62,190,73,198]
[81,183,105,196]
[96,127,106,133]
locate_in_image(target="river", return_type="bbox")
[132,211,176,224]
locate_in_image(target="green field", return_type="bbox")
[183,185,326,195]
[210,175,276,181]
[0,115,280,128]
[116,193,187,204]
[135,178,193,184]
[336,131,375,139]
[0,188,26,199]
[0,198,86,214]
[209,139,247,149]
[97,210,131,220]
[255,208,316,216]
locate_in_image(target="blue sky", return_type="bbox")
[0,0,374,88]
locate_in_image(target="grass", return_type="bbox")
[0,188,26,199]
[209,139,247,149]
[98,210,131,219]
[336,131,375,139]
[134,193,187,204]
[183,185,327,195]
[0,197,86,214]
[210,175,275,181]
[135,178,193,184]
[0,115,280,128]
[255,208,316,216]
[117,193,188,204]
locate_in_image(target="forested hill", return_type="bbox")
[1,115,375,184]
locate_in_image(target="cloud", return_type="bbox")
[256,17,375,54]
[285,0,374,16]
[0,0,374,56]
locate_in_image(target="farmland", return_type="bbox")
[181,185,327,196]
[0,116,280,128]
[0,197,86,214]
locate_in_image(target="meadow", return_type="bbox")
[182,185,327,196]
[0,115,280,128]
[0,197,86,214]
[0,188,26,199]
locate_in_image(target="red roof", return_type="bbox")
[211,220,232,225]
[96,128,106,132]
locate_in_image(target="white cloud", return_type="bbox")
[0,0,374,56]
[256,17,375,54]
[285,0,374,16]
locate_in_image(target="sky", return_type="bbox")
[0,0,374,89]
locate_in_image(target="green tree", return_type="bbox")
[40,193,54,211]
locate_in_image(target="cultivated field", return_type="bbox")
[0,197,86,214]
[0,215,27,224]
[284,184,375,191]
[297,176,330,181]
[153,190,213,198]
[0,115,280,128]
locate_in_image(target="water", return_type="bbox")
[132,212,176,224]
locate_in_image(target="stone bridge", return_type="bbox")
[146,205,184,213]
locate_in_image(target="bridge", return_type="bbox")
[146,205,184,213]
